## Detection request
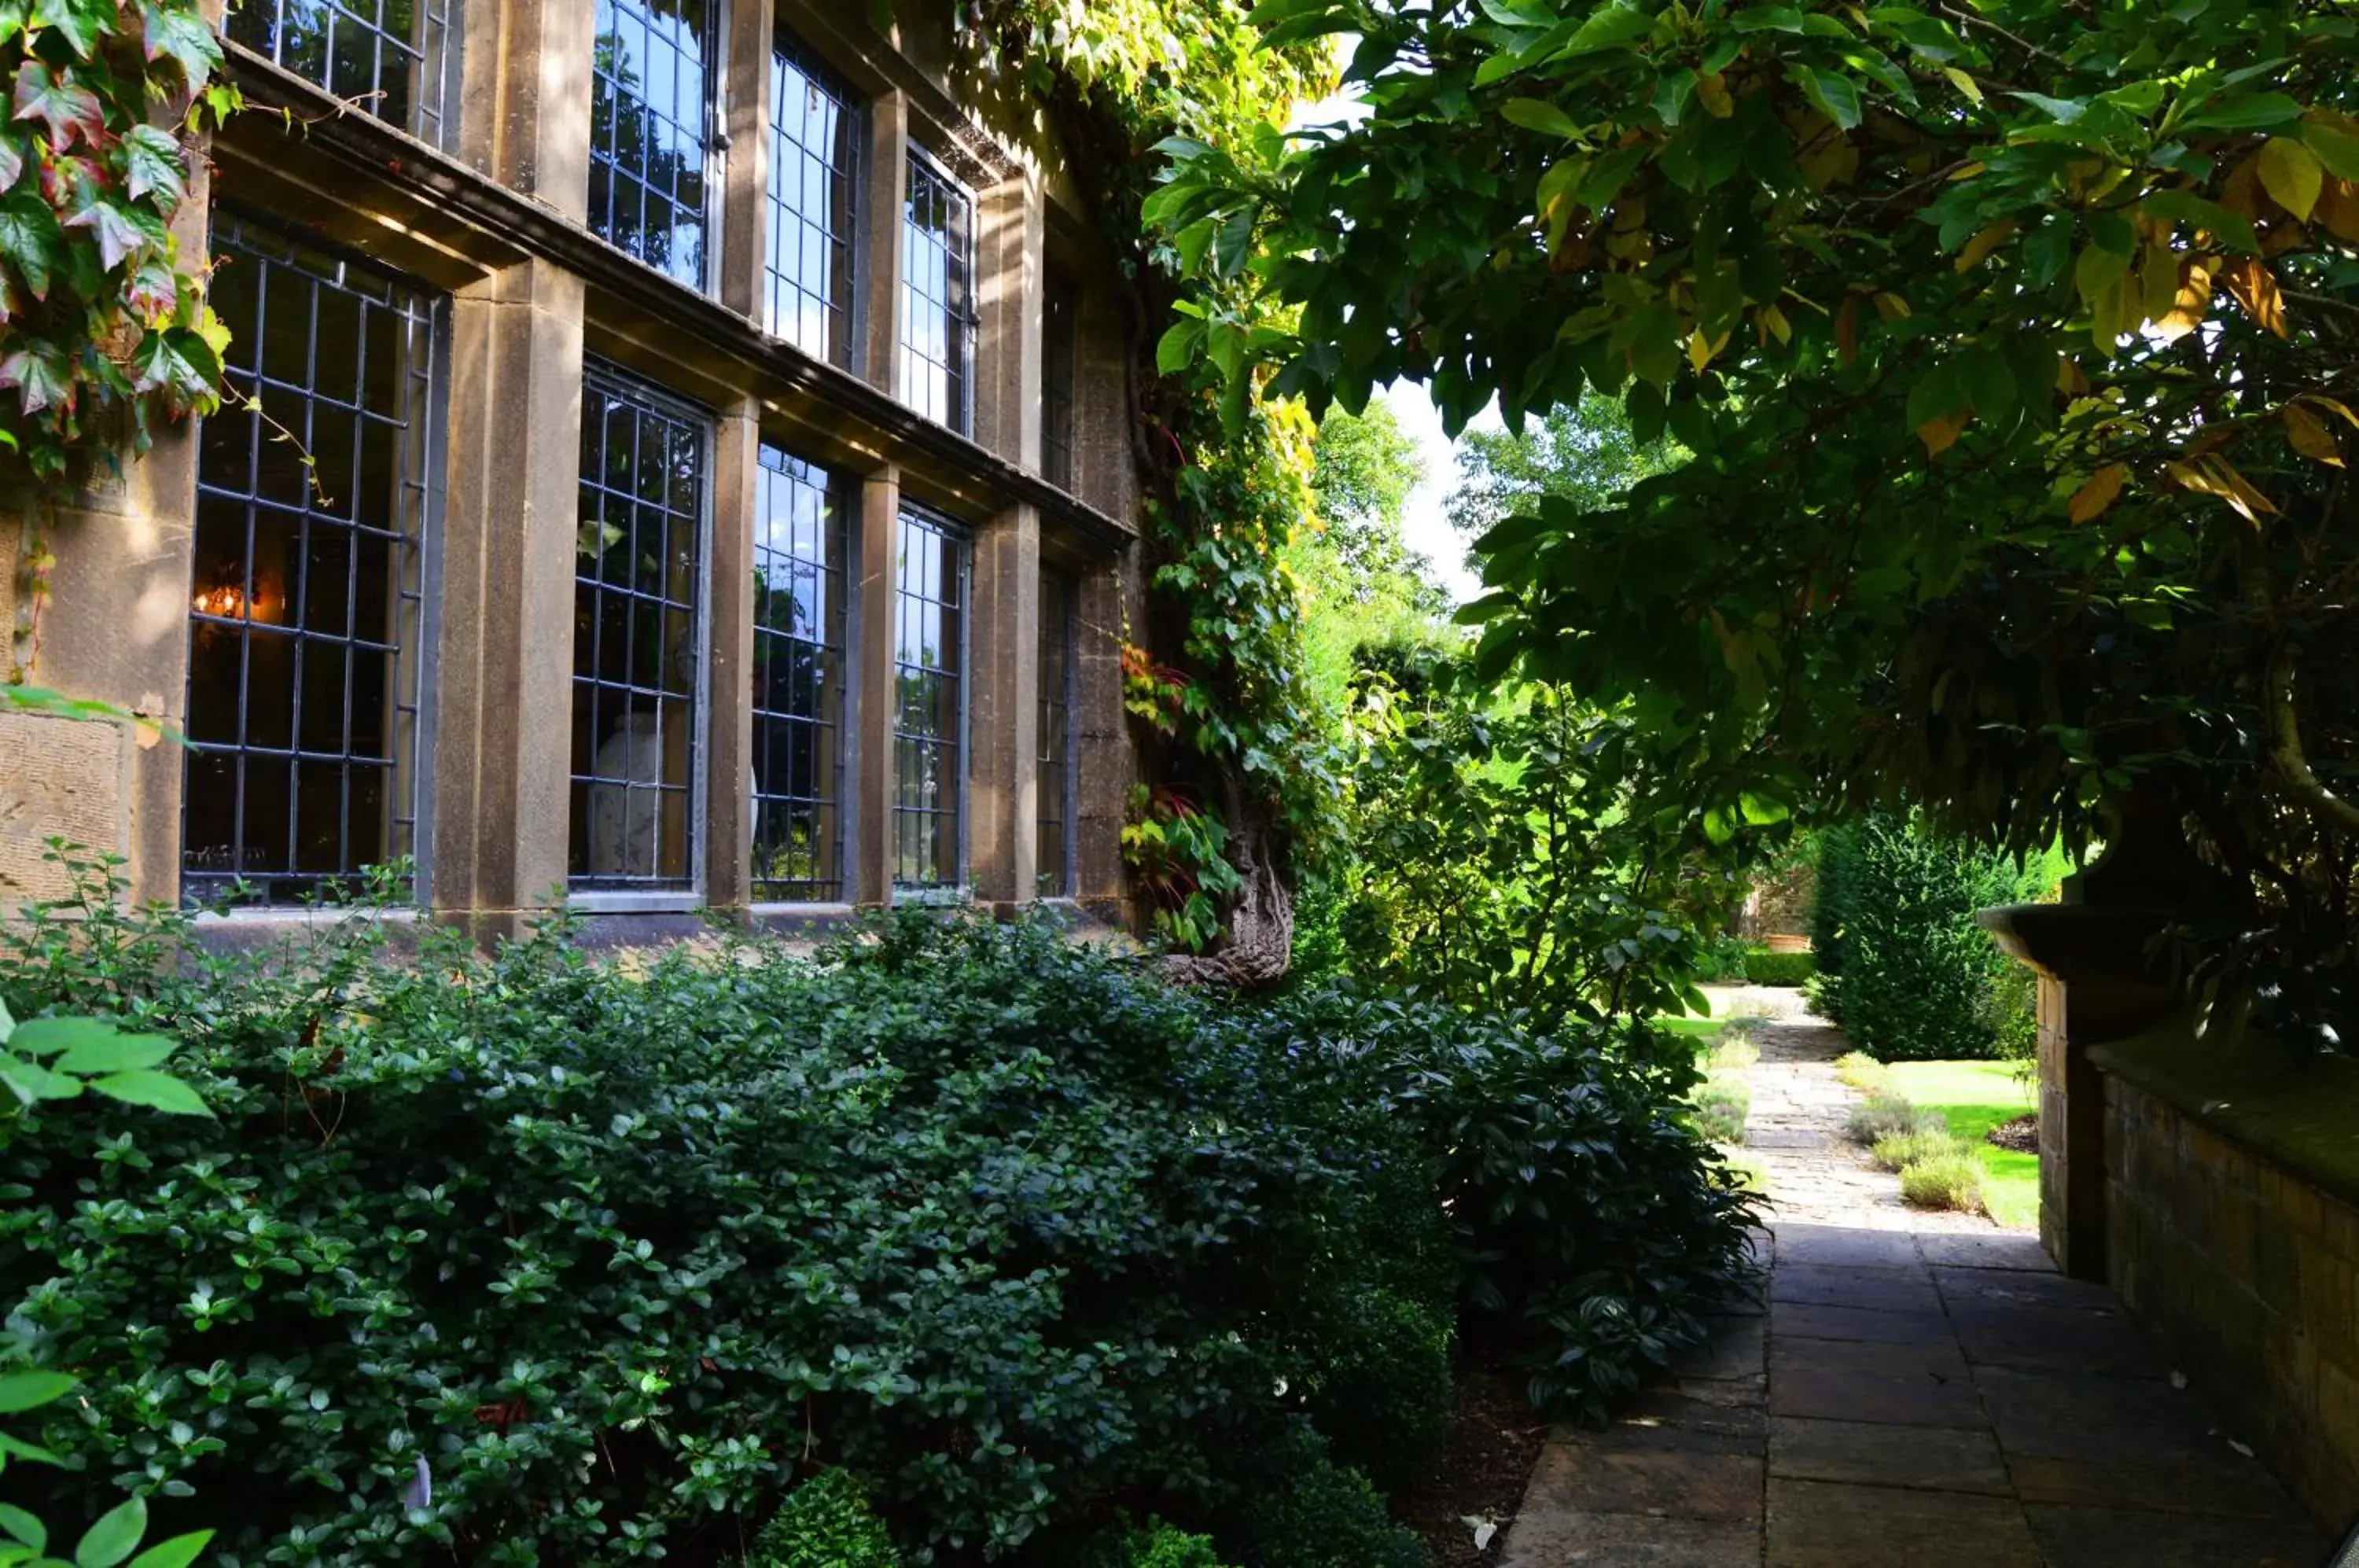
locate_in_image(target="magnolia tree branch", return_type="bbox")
[2265,642,2359,838]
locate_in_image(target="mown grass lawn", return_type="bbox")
[1882,1060,2039,1231]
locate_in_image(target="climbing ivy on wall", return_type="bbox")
[0,2,237,489]
[948,0,1340,966]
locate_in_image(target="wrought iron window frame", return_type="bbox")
[889,502,972,901]
[898,142,979,438]
[748,441,856,907]
[1040,269,1079,493]
[226,0,463,150]
[587,0,726,297]
[765,28,864,370]
[182,203,450,911]
[568,360,717,911]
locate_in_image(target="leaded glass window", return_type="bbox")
[227,0,458,148]
[900,150,974,434]
[185,210,441,905]
[892,508,967,893]
[571,366,708,893]
[1036,571,1076,897]
[767,36,859,363]
[589,0,716,291]
[751,447,849,902]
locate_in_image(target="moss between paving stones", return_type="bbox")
[2091,1024,2359,1213]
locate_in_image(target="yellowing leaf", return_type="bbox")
[1954,219,2017,273]
[2167,455,2277,525]
[1917,409,1970,456]
[2258,135,2324,221]
[1696,71,1734,119]
[2319,179,2359,245]
[2153,256,2214,344]
[1941,65,1982,105]
[2055,355,2090,395]
[2299,395,2359,431]
[1761,303,1792,344]
[2139,241,2180,325]
[2283,403,2344,466]
[1835,295,1859,366]
[2219,256,2288,338]
[2069,463,2128,523]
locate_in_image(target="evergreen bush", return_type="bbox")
[745,1470,900,1568]
[1809,815,2064,1061]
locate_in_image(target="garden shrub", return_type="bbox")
[0,854,1753,1564]
[1846,1091,1924,1145]
[1870,1127,1971,1175]
[1207,1425,1422,1568]
[746,1470,900,1568]
[1743,950,1815,988]
[1083,1521,1232,1568]
[1260,986,1761,1423]
[1898,1154,1985,1213]
[0,867,1444,1566]
[1809,815,2065,1061]
[1691,1080,1750,1144]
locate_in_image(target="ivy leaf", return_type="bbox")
[0,343,70,413]
[30,0,115,57]
[0,189,61,296]
[64,190,156,271]
[139,1,221,86]
[12,61,106,151]
[119,123,183,208]
[0,128,20,193]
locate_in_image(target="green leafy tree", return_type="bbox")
[1297,398,1448,709]
[1446,393,1678,549]
[1161,0,2359,1032]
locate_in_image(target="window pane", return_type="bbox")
[1036,571,1076,897]
[900,152,973,435]
[892,509,966,892]
[183,208,439,907]
[571,366,707,891]
[1042,271,1078,491]
[590,0,715,291]
[751,448,849,901]
[767,37,858,364]
[225,0,458,148]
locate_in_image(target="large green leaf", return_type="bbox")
[87,1069,212,1117]
[74,1496,144,1568]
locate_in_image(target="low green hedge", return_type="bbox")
[0,857,1754,1566]
[1743,950,1816,987]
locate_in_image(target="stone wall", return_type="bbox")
[1741,858,1816,940]
[2102,1072,2359,1530]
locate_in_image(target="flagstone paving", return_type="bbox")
[1496,989,2330,1568]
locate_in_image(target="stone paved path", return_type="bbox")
[1497,989,2331,1567]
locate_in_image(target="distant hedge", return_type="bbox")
[1809,816,2064,1061]
[1743,950,1815,988]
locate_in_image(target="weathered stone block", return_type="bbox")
[0,710,126,907]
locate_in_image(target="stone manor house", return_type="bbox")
[0,0,1146,939]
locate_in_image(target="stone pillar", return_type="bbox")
[966,503,1039,910]
[1982,791,2204,1280]
[856,93,908,396]
[456,0,600,219]
[702,397,760,912]
[433,259,586,937]
[972,172,1043,467]
[848,466,902,905]
[1071,554,1138,926]
[716,0,775,325]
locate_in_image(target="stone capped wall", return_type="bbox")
[2103,1074,2359,1530]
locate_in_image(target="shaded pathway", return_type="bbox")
[1499,992,2328,1567]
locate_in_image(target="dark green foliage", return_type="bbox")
[0,853,1753,1565]
[747,1470,900,1568]
[1083,1521,1232,1568]
[1301,1287,1454,1494]
[1810,816,2064,1061]
[1261,985,1760,1423]
[1691,935,1754,983]
[1743,951,1815,988]
[0,867,1433,1565]
[1209,1426,1422,1568]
